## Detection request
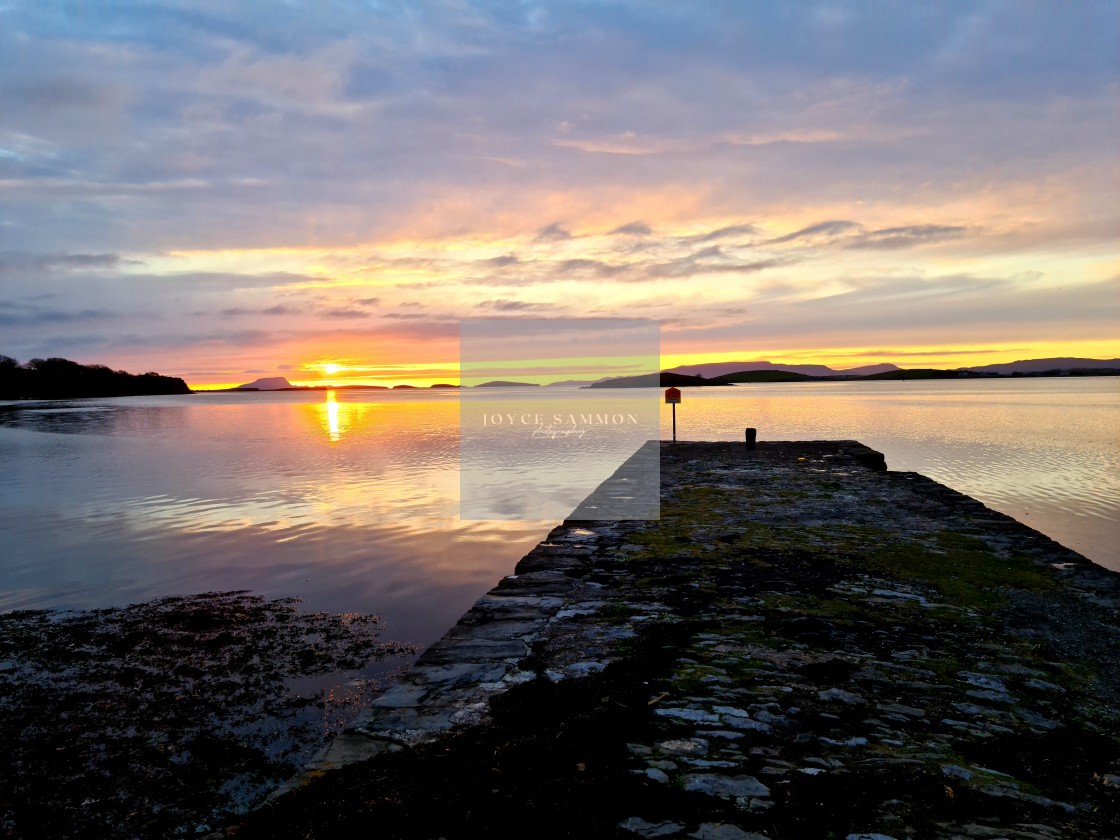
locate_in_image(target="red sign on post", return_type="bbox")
[664,387,681,404]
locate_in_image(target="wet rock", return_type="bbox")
[818,688,866,705]
[1023,678,1065,693]
[713,705,751,718]
[973,784,1077,815]
[620,816,685,837]
[562,660,608,677]
[759,765,789,776]
[722,717,773,734]
[820,736,868,747]
[682,773,771,800]
[657,737,708,756]
[655,706,722,725]
[685,759,740,769]
[951,702,1001,717]
[957,672,1008,692]
[941,764,975,782]
[965,689,1015,704]
[689,823,771,840]
[697,730,745,740]
[875,703,925,717]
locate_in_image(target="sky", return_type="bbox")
[1,1,1117,388]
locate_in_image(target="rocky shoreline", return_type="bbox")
[238,441,1120,839]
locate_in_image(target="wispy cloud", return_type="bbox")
[477,299,554,312]
[535,223,572,243]
[609,221,652,236]
[685,224,760,244]
[846,225,968,250]
[0,306,115,327]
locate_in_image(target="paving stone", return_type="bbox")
[657,738,709,756]
[655,707,723,725]
[682,773,771,800]
[875,703,925,717]
[690,823,771,840]
[818,688,866,705]
[619,817,686,837]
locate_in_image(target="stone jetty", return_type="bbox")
[244,441,1120,840]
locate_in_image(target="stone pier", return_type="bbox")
[254,441,1120,839]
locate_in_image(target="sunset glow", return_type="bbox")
[1,3,1116,386]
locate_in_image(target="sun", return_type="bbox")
[322,363,343,375]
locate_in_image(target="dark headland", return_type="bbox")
[0,355,190,400]
[236,440,1120,839]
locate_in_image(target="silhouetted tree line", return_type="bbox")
[0,355,191,400]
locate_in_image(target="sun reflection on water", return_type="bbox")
[325,390,341,441]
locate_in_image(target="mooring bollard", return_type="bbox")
[745,427,757,450]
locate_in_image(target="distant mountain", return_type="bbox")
[236,376,292,390]
[429,383,460,388]
[861,368,970,380]
[545,379,605,387]
[474,380,540,387]
[708,370,816,384]
[665,361,899,378]
[963,358,1120,375]
[588,372,725,388]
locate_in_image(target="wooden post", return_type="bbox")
[745,427,756,450]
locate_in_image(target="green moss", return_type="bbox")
[844,531,1058,611]
[596,602,639,619]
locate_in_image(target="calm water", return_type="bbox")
[0,378,1117,650]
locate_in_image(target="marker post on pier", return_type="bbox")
[665,387,681,443]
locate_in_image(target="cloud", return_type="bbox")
[846,224,969,250]
[0,307,115,327]
[609,221,652,236]
[535,222,572,242]
[321,308,370,319]
[769,220,865,244]
[765,221,970,251]
[133,272,326,290]
[0,252,136,273]
[220,304,296,317]
[647,249,789,280]
[686,223,759,244]
[477,299,554,312]
[554,258,627,278]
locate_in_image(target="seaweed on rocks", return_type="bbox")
[0,591,418,839]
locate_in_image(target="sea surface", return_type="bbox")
[0,377,1117,650]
